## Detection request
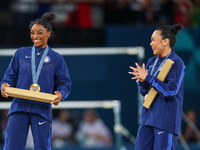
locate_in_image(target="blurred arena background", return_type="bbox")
[0,0,200,150]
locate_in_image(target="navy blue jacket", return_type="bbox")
[138,50,185,135]
[0,46,72,122]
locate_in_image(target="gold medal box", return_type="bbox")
[5,87,57,103]
[143,59,174,109]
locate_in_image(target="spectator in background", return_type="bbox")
[52,109,77,147]
[125,0,148,25]
[117,0,161,26]
[75,109,113,148]
[10,0,38,27]
[182,109,200,142]
[50,0,76,28]
[103,0,127,24]
[190,0,200,28]
[37,0,53,18]
[172,0,194,27]
[66,0,105,29]
[159,0,174,25]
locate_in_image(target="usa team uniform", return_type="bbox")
[0,46,71,150]
[135,50,185,150]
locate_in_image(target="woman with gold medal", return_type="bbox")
[0,13,71,150]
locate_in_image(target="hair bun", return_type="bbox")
[170,24,184,35]
[41,12,56,23]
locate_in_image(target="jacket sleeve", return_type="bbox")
[54,56,72,100]
[0,50,19,87]
[144,59,185,99]
[138,81,150,96]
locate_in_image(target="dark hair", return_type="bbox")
[156,24,183,48]
[29,12,56,39]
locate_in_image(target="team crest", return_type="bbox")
[44,56,50,63]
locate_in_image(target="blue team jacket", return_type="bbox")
[138,50,185,135]
[0,46,72,122]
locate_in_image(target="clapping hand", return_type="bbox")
[128,63,148,82]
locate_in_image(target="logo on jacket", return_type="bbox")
[44,56,50,63]
[39,121,46,125]
[158,131,165,135]
[25,56,31,58]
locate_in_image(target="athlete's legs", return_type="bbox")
[4,112,30,150]
[134,125,154,150]
[153,128,178,150]
[30,113,51,150]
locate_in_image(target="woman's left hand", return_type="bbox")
[52,91,62,105]
[129,63,148,82]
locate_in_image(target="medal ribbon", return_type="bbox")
[31,45,49,84]
[150,52,171,77]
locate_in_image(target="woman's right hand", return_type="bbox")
[1,83,10,98]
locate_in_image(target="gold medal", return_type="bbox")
[30,84,40,92]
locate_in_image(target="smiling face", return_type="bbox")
[30,24,51,48]
[150,30,167,57]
